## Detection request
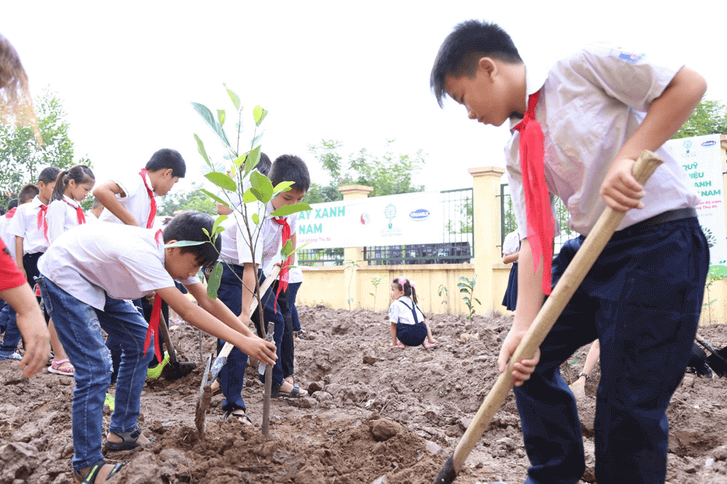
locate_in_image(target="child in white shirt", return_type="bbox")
[46,165,95,243]
[388,276,437,349]
[37,211,276,483]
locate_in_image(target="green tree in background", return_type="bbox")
[305,139,426,203]
[0,87,91,208]
[158,181,217,216]
[673,99,727,139]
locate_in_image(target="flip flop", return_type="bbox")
[73,459,124,484]
[105,428,157,451]
[222,410,253,426]
[423,342,439,350]
[273,382,307,398]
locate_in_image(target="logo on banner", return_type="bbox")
[683,139,693,154]
[409,209,430,221]
[360,212,370,225]
[384,204,397,229]
[702,140,717,147]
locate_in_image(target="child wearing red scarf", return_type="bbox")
[432,20,708,484]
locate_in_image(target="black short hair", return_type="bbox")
[269,155,310,193]
[431,20,522,107]
[18,183,39,202]
[162,211,220,270]
[38,166,61,185]
[146,148,186,178]
[7,198,19,210]
[255,152,271,177]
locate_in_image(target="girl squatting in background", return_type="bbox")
[389,277,438,349]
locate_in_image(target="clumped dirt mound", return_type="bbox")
[1,306,727,483]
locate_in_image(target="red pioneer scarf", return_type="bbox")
[143,229,166,363]
[512,90,554,295]
[139,169,157,229]
[4,208,16,219]
[37,204,49,244]
[63,198,86,225]
[272,217,292,312]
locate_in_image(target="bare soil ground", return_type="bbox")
[2,306,727,483]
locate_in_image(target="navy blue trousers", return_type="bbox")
[514,217,709,484]
[216,263,250,412]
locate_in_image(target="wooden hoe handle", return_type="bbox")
[435,150,664,483]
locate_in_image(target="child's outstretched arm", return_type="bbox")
[601,66,707,212]
[0,283,50,377]
[93,181,139,226]
[157,285,276,364]
[239,263,257,324]
[497,237,541,386]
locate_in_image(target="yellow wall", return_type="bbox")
[299,135,727,323]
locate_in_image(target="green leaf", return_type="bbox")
[243,188,259,203]
[253,105,268,126]
[223,83,241,111]
[200,189,228,207]
[163,240,206,248]
[250,170,273,203]
[191,101,230,148]
[204,172,237,192]
[233,153,247,168]
[206,263,223,299]
[244,146,262,177]
[217,109,226,126]
[272,181,294,194]
[212,214,228,236]
[252,213,259,225]
[269,202,311,218]
[194,134,211,167]
[281,238,293,257]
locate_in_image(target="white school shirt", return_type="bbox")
[506,44,699,238]
[98,170,155,227]
[0,213,17,261]
[6,196,49,254]
[261,201,298,267]
[502,231,520,257]
[47,196,85,244]
[218,203,264,266]
[37,223,198,311]
[389,296,425,326]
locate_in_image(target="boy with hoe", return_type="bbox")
[431,20,708,483]
[93,148,186,381]
[38,211,277,483]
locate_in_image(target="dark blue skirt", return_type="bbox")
[396,321,427,346]
[502,262,518,311]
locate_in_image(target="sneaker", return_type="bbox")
[0,350,22,361]
[147,352,170,379]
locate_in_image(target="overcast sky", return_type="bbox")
[4,1,726,195]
